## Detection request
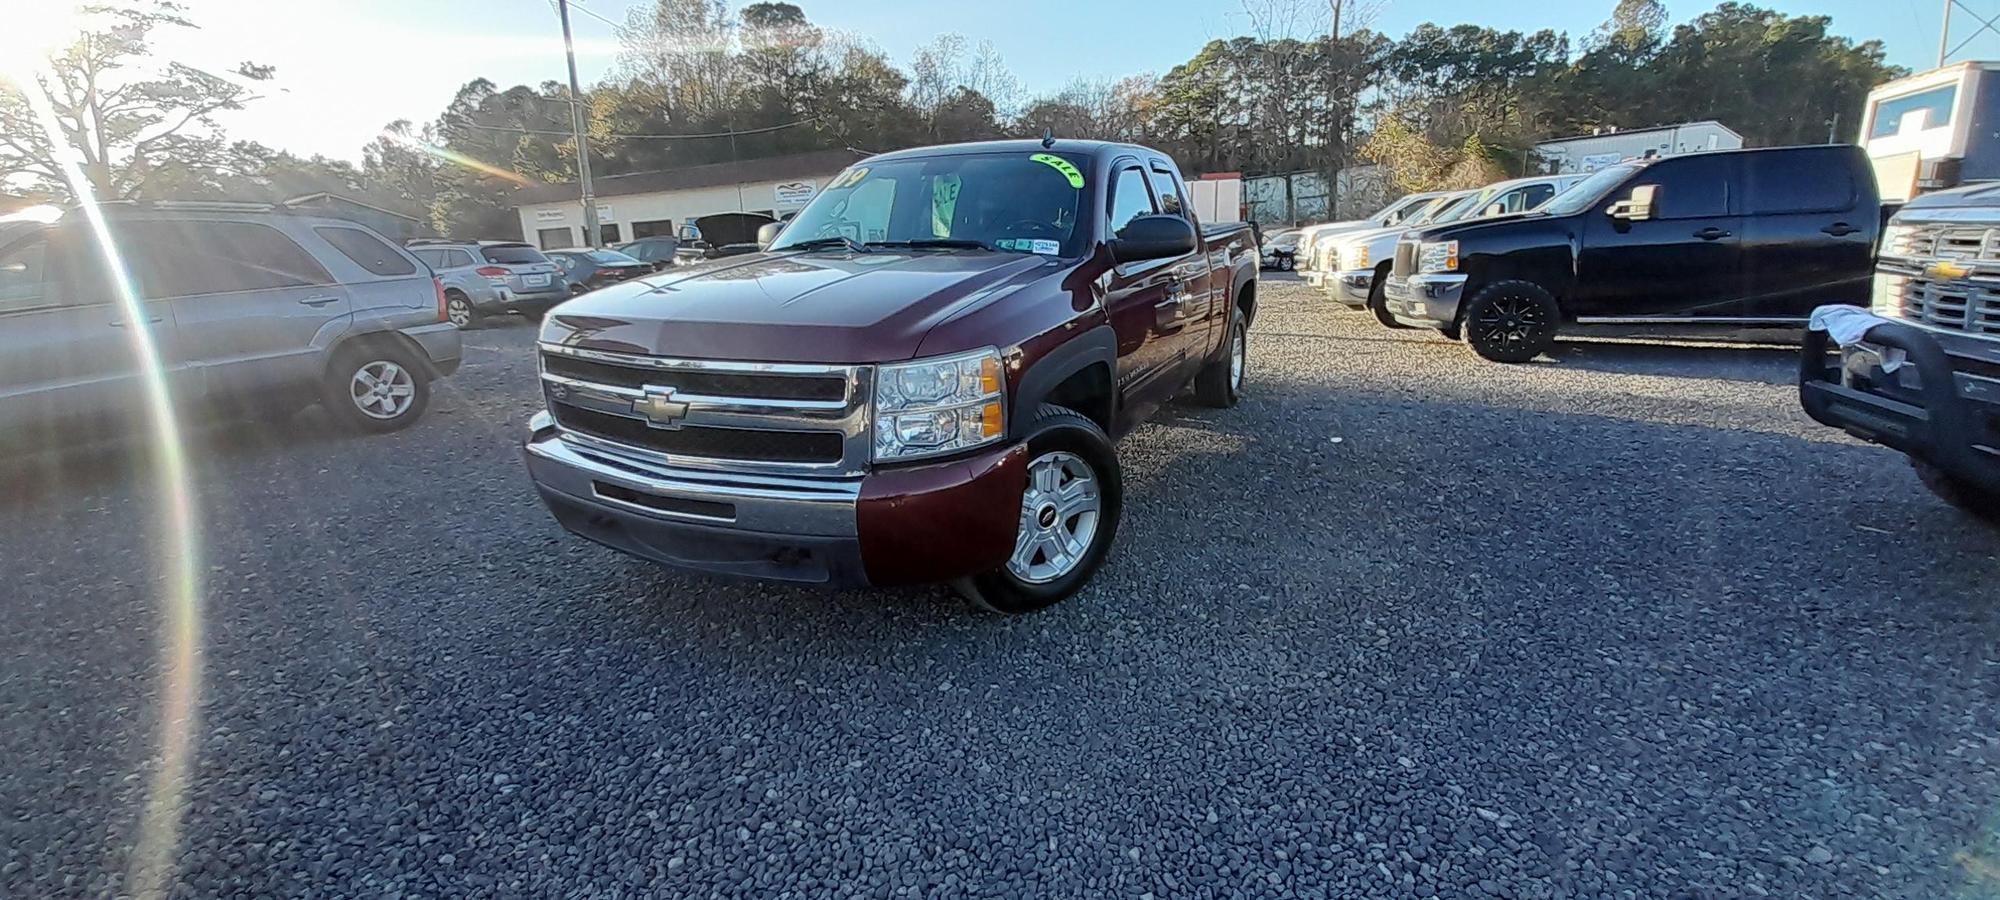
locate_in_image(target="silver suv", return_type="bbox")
[406,239,566,328]
[0,202,460,435]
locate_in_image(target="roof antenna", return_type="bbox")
[1040,127,1055,149]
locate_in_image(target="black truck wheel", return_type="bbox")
[1461,280,1560,363]
[956,405,1123,614]
[1367,275,1408,329]
[1911,457,2000,526]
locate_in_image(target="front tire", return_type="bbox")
[322,343,432,434]
[1461,280,1560,363]
[1194,307,1247,408]
[1911,457,2000,525]
[959,405,1123,614]
[1367,275,1408,329]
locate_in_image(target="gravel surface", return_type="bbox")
[3,278,1999,898]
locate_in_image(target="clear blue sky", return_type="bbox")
[156,0,2000,161]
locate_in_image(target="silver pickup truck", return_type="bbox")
[0,202,460,437]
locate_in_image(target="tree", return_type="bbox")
[0,2,274,200]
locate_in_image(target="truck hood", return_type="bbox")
[541,249,1058,364]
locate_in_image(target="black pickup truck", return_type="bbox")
[1385,145,1881,362]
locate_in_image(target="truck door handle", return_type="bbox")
[109,316,164,327]
[1821,222,1859,237]
[1693,227,1731,241]
[297,295,342,307]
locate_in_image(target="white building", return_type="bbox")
[512,149,863,249]
[1533,121,1744,174]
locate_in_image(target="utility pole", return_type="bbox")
[1939,0,1954,67]
[558,0,600,248]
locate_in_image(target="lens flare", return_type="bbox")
[9,65,205,900]
[379,128,535,186]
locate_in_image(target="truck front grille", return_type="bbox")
[1878,221,2000,335]
[538,345,871,475]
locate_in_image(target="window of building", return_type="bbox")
[631,219,674,238]
[536,228,574,250]
[314,226,417,276]
[1870,85,1957,138]
[599,223,621,244]
[1107,166,1158,238]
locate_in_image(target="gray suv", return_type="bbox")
[406,239,567,328]
[0,202,460,435]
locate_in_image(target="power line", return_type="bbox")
[455,118,819,141]
[563,0,627,32]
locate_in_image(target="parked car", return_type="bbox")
[612,236,679,271]
[0,201,459,434]
[1298,191,1450,288]
[406,239,567,328]
[1324,174,1588,326]
[1260,228,1301,270]
[546,248,653,295]
[673,212,777,265]
[1800,182,2000,523]
[1384,145,1882,362]
[523,139,1260,613]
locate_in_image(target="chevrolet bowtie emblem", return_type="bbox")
[633,386,690,429]
[1927,259,1973,281]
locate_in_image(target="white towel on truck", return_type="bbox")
[1808,305,1908,373]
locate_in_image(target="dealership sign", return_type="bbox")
[534,208,567,224]
[773,180,817,210]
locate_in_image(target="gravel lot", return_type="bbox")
[3,277,1999,898]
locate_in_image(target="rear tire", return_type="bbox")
[444,291,477,330]
[322,343,432,434]
[1911,457,2000,525]
[1194,307,1247,408]
[1461,280,1560,363]
[958,405,1122,614]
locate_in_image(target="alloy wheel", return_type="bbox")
[1007,451,1102,584]
[1474,295,1545,352]
[446,296,472,328]
[350,360,417,420]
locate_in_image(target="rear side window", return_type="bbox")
[118,220,333,298]
[1742,152,1855,215]
[411,249,445,269]
[315,226,416,276]
[1646,154,1732,219]
[1108,166,1157,238]
[481,244,548,265]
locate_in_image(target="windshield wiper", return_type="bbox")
[865,239,989,251]
[777,235,870,253]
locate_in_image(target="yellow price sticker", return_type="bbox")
[1030,153,1084,188]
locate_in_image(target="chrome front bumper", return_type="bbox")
[522,412,869,584]
[1385,273,1469,329]
[1333,269,1373,309]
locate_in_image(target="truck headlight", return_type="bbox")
[1342,243,1370,270]
[1417,240,1458,273]
[872,347,1005,461]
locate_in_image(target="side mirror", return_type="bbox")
[1608,184,1657,221]
[1109,214,1197,264]
[756,221,784,250]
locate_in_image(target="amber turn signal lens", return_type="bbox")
[979,400,1004,439]
[979,356,1003,395]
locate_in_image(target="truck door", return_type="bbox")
[1149,163,1216,376]
[1735,147,1876,317]
[1573,153,1744,319]
[1102,161,1186,426]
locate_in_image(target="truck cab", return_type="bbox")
[522,140,1261,612]
[1799,183,2000,523]
[1384,145,1882,362]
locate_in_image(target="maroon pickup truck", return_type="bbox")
[523,139,1259,612]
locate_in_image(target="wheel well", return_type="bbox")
[1042,361,1114,434]
[443,287,468,299]
[325,330,438,380]
[1236,278,1258,328]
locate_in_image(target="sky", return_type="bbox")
[118,0,2000,162]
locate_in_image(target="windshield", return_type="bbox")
[771,152,1087,256]
[1371,195,1432,226]
[584,249,641,264]
[1541,164,1644,216]
[480,245,547,265]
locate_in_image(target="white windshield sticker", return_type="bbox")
[1030,239,1060,255]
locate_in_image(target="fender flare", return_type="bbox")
[1010,324,1117,440]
